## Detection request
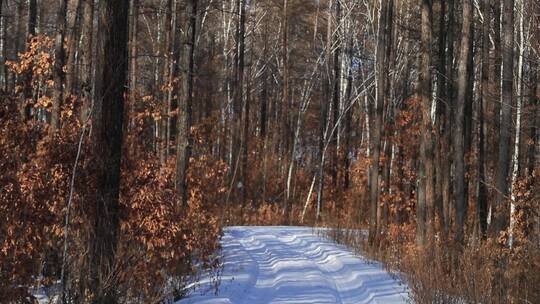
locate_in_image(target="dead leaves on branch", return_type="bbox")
[0,84,222,303]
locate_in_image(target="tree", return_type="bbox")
[417,0,434,245]
[89,0,130,302]
[176,0,198,206]
[454,0,472,244]
[51,0,69,133]
[369,0,393,245]
[492,0,514,235]
[81,0,95,121]
[477,0,490,238]
[0,0,6,90]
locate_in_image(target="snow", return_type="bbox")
[177,226,409,304]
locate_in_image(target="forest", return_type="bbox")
[0,0,539,303]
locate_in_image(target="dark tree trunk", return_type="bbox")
[418,0,433,245]
[282,0,290,216]
[0,0,5,90]
[484,1,502,232]
[129,0,139,102]
[260,51,268,139]
[492,0,514,235]
[89,0,130,302]
[81,0,95,121]
[369,0,393,246]
[330,0,341,189]
[442,0,455,235]
[477,0,490,238]
[527,61,539,174]
[434,0,447,235]
[65,0,83,96]
[454,0,472,244]
[527,4,540,176]
[176,0,197,206]
[159,0,173,164]
[237,0,247,206]
[27,0,37,38]
[343,37,354,190]
[51,0,69,133]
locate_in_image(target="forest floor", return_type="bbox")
[177,226,410,304]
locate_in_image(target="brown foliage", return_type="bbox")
[0,44,222,303]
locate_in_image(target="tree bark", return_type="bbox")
[27,0,37,38]
[527,59,539,174]
[370,0,393,246]
[129,0,139,102]
[477,0,490,238]
[509,0,525,246]
[65,0,83,96]
[418,0,434,245]
[442,0,455,235]
[81,0,95,122]
[454,0,472,244]
[237,0,247,206]
[281,0,290,216]
[330,0,341,190]
[343,36,354,190]
[90,0,130,302]
[0,0,6,90]
[492,0,514,235]
[434,0,447,236]
[51,0,69,133]
[176,0,197,206]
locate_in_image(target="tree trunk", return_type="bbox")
[370,0,393,246]
[65,0,83,96]
[28,0,37,38]
[281,0,290,216]
[316,0,333,222]
[487,0,502,226]
[160,0,173,164]
[260,34,268,139]
[492,0,514,235]
[418,0,433,245]
[454,0,472,244]
[90,0,130,302]
[441,0,455,235]
[477,0,490,238]
[330,0,341,190]
[527,59,539,174]
[509,0,525,246]
[176,0,197,206]
[81,0,95,122]
[343,36,354,190]
[129,0,139,102]
[0,0,6,90]
[237,0,247,206]
[527,3,540,174]
[434,0,447,235]
[51,0,69,133]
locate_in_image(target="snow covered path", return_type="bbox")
[177,226,409,304]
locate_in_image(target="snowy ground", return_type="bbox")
[177,226,409,304]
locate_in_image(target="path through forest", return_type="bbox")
[177,226,409,304]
